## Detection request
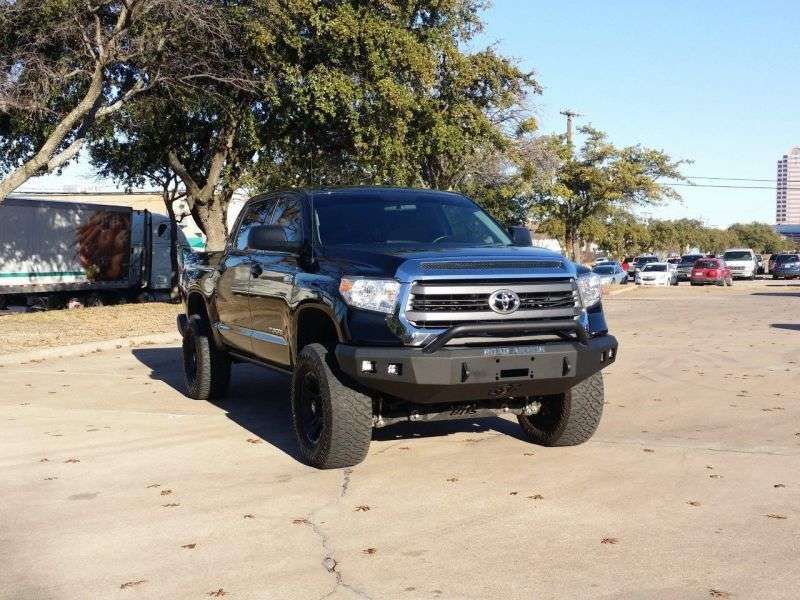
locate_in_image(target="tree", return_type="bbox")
[94,0,539,249]
[526,126,687,259]
[727,222,792,254]
[593,209,650,258]
[0,0,247,200]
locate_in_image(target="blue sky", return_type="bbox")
[475,0,800,226]
[22,1,800,227]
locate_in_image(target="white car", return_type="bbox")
[592,262,628,285]
[722,248,757,280]
[635,262,678,286]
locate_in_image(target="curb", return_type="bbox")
[0,332,182,366]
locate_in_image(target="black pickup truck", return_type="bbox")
[179,187,618,469]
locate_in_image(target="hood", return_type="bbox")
[317,245,573,281]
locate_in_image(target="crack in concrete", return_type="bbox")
[305,468,373,600]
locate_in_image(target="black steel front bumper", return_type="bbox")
[336,335,618,404]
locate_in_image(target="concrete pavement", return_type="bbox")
[1,280,799,599]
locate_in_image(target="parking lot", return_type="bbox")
[2,279,799,600]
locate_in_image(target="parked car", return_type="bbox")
[666,256,681,266]
[179,187,618,469]
[772,253,800,279]
[592,262,628,285]
[630,254,659,278]
[690,258,733,286]
[676,254,705,282]
[592,255,611,266]
[635,262,677,286]
[722,248,757,280]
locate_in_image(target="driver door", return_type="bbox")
[215,198,276,352]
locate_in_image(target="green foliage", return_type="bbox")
[727,222,793,254]
[524,126,688,258]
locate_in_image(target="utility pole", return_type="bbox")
[560,109,582,144]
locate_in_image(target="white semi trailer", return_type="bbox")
[0,197,187,309]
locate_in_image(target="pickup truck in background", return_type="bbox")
[179,187,618,469]
[722,248,758,280]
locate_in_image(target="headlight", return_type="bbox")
[577,272,602,308]
[339,278,401,314]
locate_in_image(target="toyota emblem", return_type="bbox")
[488,289,520,314]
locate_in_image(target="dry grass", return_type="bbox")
[0,303,181,355]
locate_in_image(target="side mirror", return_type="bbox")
[248,225,302,253]
[508,225,533,247]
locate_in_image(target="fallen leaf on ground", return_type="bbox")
[208,589,226,597]
[774,484,786,488]
[687,501,701,507]
[64,458,80,463]
[243,514,255,519]
[527,494,544,500]
[709,474,723,479]
[160,489,172,496]
[601,537,618,544]
[709,590,731,598]
[509,491,518,496]
[643,448,655,453]
[446,477,459,482]
[162,503,180,508]
[362,548,377,555]
[120,580,147,590]
[355,505,370,512]
[146,484,160,489]
[766,513,787,520]
[246,438,262,444]
[292,518,309,525]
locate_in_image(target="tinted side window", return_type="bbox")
[270,196,303,242]
[234,199,277,250]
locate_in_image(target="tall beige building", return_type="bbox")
[776,147,800,224]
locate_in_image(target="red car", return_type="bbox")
[690,258,733,286]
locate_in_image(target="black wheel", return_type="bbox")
[182,315,231,400]
[517,372,604,446]
[291,344,372,469]
[85,293,104,308]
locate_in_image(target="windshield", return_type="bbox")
[643,264,667,272]
[775,254,800,264]
[635,256,658,265]
[313,192,512,248]
[593,266,616,274]
[723,251,752,261]
[695,260,718,268]
[680,255,703,265]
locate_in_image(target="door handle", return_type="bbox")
[250,264,263,278]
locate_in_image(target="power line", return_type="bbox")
[666,182,782,190]
[684,175,800,183]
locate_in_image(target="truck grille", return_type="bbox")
[406,279,579,328]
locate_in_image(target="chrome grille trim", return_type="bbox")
[405,278,580,328]
[410,282,574,295]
